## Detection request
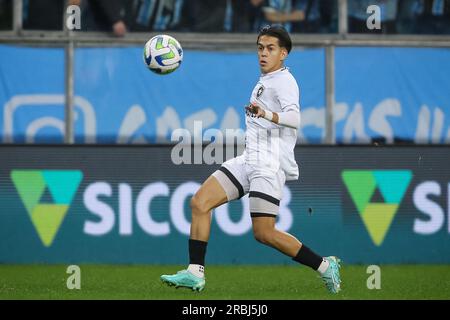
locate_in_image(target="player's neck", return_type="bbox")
[262,66,285,76]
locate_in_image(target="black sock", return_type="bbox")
[292,244,323,271]
[189,239,208,266]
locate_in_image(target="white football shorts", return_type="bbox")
[212,155,285,217]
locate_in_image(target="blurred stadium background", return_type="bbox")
[0,0,450,300]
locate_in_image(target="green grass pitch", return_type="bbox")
[0,265,449,300]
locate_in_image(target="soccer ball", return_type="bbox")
[143,34,183,75]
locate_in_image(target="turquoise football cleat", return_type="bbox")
[160,270,206,292]
[320,256,342,294]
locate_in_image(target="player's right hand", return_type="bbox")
[245,104,265,118]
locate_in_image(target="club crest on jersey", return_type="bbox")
[256,85,264,98]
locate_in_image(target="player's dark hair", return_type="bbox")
[257,25,292,54]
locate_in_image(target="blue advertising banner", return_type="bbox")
[335,47,450,144]
[0,44,449,144]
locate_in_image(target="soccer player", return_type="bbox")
[161,25,341,293]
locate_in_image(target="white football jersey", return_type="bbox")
[243,67,300,181]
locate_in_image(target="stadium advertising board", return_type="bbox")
[0,146,449,264]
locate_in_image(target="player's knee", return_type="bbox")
[190,194,209,215]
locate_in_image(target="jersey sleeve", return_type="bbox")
[276,78,300,113]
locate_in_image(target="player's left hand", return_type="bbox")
[245,104,265,118]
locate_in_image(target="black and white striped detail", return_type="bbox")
[212,167,245,201]
[249,191,280,217]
